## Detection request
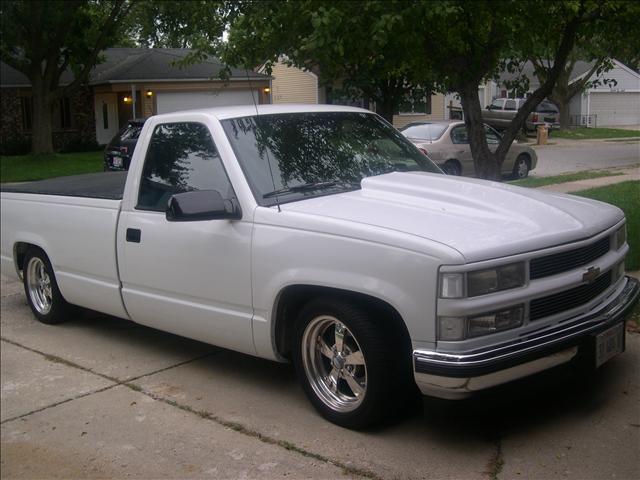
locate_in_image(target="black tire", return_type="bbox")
[442,160,461,176]
[292,298,412,429]
[22,247,72,324]
[511,154,530,179]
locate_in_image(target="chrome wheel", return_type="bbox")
[301,315,367,413]
[514,155,530,179]
[26,257,53,315]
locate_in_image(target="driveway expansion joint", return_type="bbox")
[121,382,383,480]
[1,336,376,478]
[0,337,217,419]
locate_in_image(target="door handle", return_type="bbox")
[126,228,141,243]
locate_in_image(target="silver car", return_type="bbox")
[400,121,537,179]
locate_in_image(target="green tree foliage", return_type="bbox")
[0,0,227,154]
[222,0,435,122]
[0,0,134,154]
[223,0,633,180]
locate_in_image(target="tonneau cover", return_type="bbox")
[1,172,127,200]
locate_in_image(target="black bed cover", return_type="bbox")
[1,172,127,200]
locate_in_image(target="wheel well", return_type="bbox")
[273,285,412,361]
[14,242,33,272]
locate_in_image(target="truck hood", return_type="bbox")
[280,172,623,263]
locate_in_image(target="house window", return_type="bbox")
[21,97,73,131]
[398,89,432,115]
[102,103,109,129]
[53,97,73,129]
[20,97,33,131]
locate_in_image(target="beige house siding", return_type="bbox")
[392,93,446,128]
[270,62,318,104]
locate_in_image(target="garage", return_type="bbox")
[589,91,640,127]
[156,90,260,114]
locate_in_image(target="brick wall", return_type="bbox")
[0,86,98,154]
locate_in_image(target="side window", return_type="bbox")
[450,126,469,144]
[137,122,235,212]
[504,99,517,111]
[485,125,501,144]
[488,99,503,110]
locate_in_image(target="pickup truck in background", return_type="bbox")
[1,105,638,429]
[483,97,560,132]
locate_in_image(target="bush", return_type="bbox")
[0,137,31,156]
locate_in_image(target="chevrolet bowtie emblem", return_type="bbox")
[582,266,601,284]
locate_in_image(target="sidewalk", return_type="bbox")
[537,165,640,193]
[529,135,640,149]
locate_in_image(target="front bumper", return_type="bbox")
[413,276,639,399]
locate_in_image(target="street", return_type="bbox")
[2,274,639,480]
[532,139,640,176]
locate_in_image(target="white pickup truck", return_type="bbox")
[1,105,638,428]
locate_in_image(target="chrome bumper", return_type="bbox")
[414,276,639,399]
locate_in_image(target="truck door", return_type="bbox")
[117,121,255,355]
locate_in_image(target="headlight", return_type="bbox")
[613,224,626,250]
[438,305,524,340]
[439,262,526,298]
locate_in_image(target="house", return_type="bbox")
[1,48,270,152]
[569,60,640,127]
[497,59,640,127]
[260,58,451,128]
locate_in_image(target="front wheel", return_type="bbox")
[292,298,411,429]
[23,248,72,324]
[442,160,461,176]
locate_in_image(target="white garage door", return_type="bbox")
[156,90,259,114]
[590,92,640,127]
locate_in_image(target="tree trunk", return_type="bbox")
[31,80,55,155]
[459,83,501,180]
[557,98,571,129]
[376,95,395,124]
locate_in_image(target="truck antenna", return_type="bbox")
[246,68,281,212]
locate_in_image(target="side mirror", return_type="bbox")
[166,190,242,222]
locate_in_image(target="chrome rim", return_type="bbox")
[516,157,528,178]
[26,257,53,315]
[301,315,367,413]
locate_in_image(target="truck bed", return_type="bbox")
[1,171,127,200]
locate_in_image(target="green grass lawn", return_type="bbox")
[553,127,640,140]
[510,170,623,188]
[0,151,103,183]
[574,181,640,271]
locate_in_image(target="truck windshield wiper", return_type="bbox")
[262,181,341,199]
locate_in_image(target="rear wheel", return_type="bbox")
[512,154,530,179]
[442,160,461,176]
[292,298,412,429]
[23,248,72,324]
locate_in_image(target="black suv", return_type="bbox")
[104,119,147,171]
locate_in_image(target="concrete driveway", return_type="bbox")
[2,274,639,480]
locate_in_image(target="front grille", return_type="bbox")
[530,236,610,280]
[529,271,612,321]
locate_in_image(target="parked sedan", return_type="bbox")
[400,121,537,179]
[104,119,147,171]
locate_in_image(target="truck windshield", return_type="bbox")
[222,111,441,206]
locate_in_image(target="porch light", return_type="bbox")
[146,90,153,97]
[263,87,271,93]
[123,96,132,103]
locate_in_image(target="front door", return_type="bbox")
[94,93,118,145]
[117,121,255,354]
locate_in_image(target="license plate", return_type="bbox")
[595,323,624,368]
[112,155,123,168]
